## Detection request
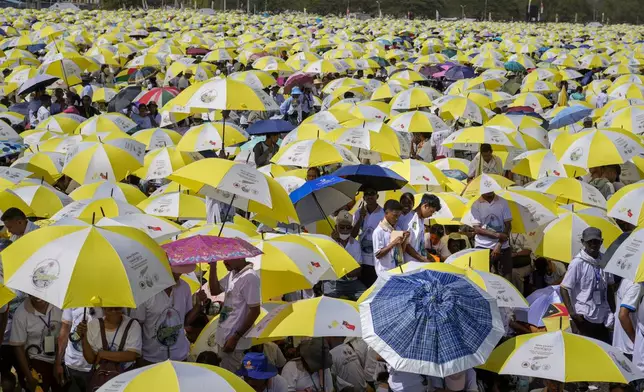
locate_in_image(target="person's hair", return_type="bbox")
[1,208,27,222]
[534,257,548,273]
[605,164,621,181]
[376,371,389,383]
[576,86,583,93]
[419,132,431,139]
[609,383,632,392]
[307,167,321,177]
[480,143,493,153]
[196,351,221,366]
[429,224,444,236]
[383,199,402,212]
[400,192,415,204]
[420,194,442,211]
[444,224,460,234]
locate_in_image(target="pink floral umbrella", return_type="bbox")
[161,235,262,265]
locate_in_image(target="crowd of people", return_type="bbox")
[0,6,640,392]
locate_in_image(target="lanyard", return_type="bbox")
[308,371,323,392]
[39,311,51,330]
[593,266,602,291]
[109,321,123,351]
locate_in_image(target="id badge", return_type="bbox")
[44,335,56,355]
[593,290,602,305]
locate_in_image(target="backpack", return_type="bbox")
[87,318,135,392]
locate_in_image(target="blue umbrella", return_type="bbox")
[514,286,562,327]
[289,175,361,227]
[246,119,294,136]
[360,269,504,376]
[444,65,475,80]
[0,141,26,158]
[333,164,408,191]
[547,106,593,130]
[504,61,525,73]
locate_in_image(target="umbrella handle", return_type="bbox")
[216,194,236,237]
[312,193,334,232]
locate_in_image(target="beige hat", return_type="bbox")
[335,210,353,226]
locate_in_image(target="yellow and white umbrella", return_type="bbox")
[74,113,138,136]
[132,127,183,150]
[2,218,174,308]
[511,149,585,179]
[387,110,449,133]
[134,147,201,181]
[96,360,254,392]
[525,177,607,208]
[389,87,441,110]
[533,211,622,262]
[0,167,33,190]
[386,159,448,187]
[173,78,279,112]
[137,192,206,220]
[228,70,276,90]
[461,173,514,199]
[425,192,468,224]
[554,128,644,168]
[69,181,147,205]
[96,214,184,243]
[10,152,65,184]
[177,122,248,152]
[35,113,86,134]
[443,126,521,151]
[9,183,72,218]
[271,139,360,168]
[606,182,644,227]
[62,138,145,184]
[179,222,257,240]
[51,198,141,221]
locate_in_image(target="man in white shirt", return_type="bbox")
[613,279,642,359]
[561,227,614,343]
[470,192,513,280]
[412,133,432,162]
[1,208,38,242]
[596,86,609,108]
[132,265,206,365]
[324,211,366,300]
[352,188,385,287]
[404,194,442,263]
[209,257,261,372]
[34,95,51,128]
[430,128,454,159]
[467,143,504,180]
[372,200,408,276]
[328,337,367,392]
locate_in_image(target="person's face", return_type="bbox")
[481,192,495,202]
[430,233,440,245]
[419,204,437,219]
[306,169,319,181]
[363,189,378,206]
[481,150,493,163]
[604,168,617,182]
[245,378,268,392]
[82,96,91,106]
[400,197,414,214]
[223,258,246,271]
[29,295,47,308]
[337,221,352,235]
[583,238,603,258]
[544,380,562,391]
[103,307,123,321]
[385,209,402,226]
[55,89,64,99]
[148,103,158,114]
[4,218,26,236]
[139,105,149,117]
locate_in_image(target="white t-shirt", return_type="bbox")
[468,153,504,178]
[430,129,454,158]
[372,225,400,276]
[429,368,478,391]
[416,141,433,162]
[561,252,614,324]
[613,279,643,355]
[404,214,427,263]
[62,308,103,371]
[330,343,367,392]
[9,300,63,364]
[281,359,334,392]
[387,365,426,392]
[86,315,142,370]
[131,280,192,362]
[260,374,288,392]
[545,261,567,286]
[353,206,385,266]
[425,234,450,260]
[469,196,512,249]
[396,211,415,231]
[2,291,27,345]
[217,264,261,350]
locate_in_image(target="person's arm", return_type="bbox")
[9,310,37,391]
[607,283,616,314]
[55,321,72,385]
[404,243,432,263]
[619,307,636,343]
[472,225,503,240]
[13,345,37,392]
[351,209,364,239]
[94,350,138,363]
[209,263,224,296]
[223,305,261,353]
[374,232,405,259]
[185,290,207,326]
[560,286,583,333]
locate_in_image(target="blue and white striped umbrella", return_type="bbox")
[360,269,504,377]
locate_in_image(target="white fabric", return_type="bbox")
[416,141,433,162]
[429,368,478,391]
[264,374,288,392]
[545,261,567,285]
[372,225,397,276]
[387,364,427,392]
[469,196,512,249]
[395,211,415,231]
[131,280,192,362]
[467,153,504,178]
[330,343,367,391]
[62,307,102,371]
[216,265,261,350]
[353,206,385,266]
[561,251,614,324]
[81,85,94,99]
[430,129,454,158]
[86,315,142,359]
[613,279,642,355]
[35,106,50,126]
[9,301,63,363]
[426,234,451,260]
[2,291,27,345]
[404,213,426,263]
[281,359,334,392]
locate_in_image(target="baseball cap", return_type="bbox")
[335,211,352,226]
[582,227,602,242]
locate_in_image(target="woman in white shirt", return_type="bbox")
[78,307,142,372]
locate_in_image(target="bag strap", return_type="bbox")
[98,319,109,351]
[117,319,135,352]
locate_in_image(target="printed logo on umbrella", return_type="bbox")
[200,90,218,104]
[31,259,60,289]
[328,320,356,331]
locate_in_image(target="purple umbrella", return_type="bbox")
[444,65,475,80]
[161,235,263,265]
[283,71,314,94]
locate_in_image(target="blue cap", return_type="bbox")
[237,352,278,380]
[291,86,302,95]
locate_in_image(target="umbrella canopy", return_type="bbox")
[289,175,361,226]
[333,164,408,191]
[360,269,504,377]
[246,119,295,136]
[161,235,262,265]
